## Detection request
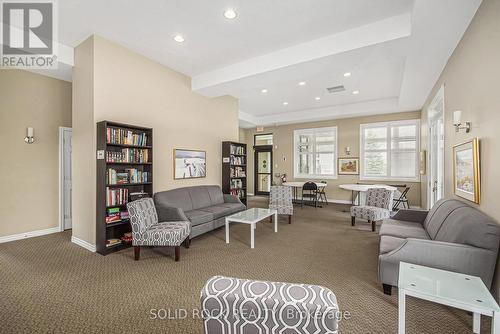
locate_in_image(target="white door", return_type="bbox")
[427,87,445,208]
[61,128,72,230]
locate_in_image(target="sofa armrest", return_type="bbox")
[391,209,428,224]
[223,194,242,204]
[379,238,498,288]
[155,205,188,222]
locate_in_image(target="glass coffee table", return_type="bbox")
[225,208,278,249]
[398,262,500,334]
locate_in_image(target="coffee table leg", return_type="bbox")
[274,212,278,232]
[225,218,229,244]
[473,313,480,333]
[398,288,406,334]
[251,223,255,249]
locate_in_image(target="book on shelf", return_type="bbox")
[230,167,246,178]
[230,178,243,189]
[106,148,149,163]
[230,189,246,199]
[106,187,129,206]
[106,238,122,247]
[107,168,150,185]
[105,207,130,224]
[230,145,245,155]
[107,127,148,147]
[121,232,133,244]
[230,155,245,165]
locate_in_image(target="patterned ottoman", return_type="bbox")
[200,276,339,334]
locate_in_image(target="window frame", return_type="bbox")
[359,119,421,182]
[293,126,338,180]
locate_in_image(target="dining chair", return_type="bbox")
[392,184,410,211]
[350,188,392,232]
[301,181,319,207]
[318,180,328,205]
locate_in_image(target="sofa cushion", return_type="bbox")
[188,187,212,210]
[423,198,469,239]
[184,209,214,226]
[379,235,406,254]
[201,203,245,219]
[207,185,225,205]
[379,219,430,240]
[434,205,500,251]
[154,187,193,212]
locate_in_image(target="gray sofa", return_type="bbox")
[153,185,246,239]
[378,198,500,295]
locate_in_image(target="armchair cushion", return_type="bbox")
[269,185,293,216]
[351,206,390,222]
[135,221,190,247]
[201,276,339,334]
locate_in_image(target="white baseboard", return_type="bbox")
[71,236,96,252]
[0,227,60,244]
[247,193,254,196]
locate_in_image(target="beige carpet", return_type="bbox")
[0,197,487,333]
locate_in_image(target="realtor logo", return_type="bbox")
[1,0,58,69]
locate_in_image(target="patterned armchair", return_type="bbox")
[350,188,393,232]
[201,276,339,334]
[126,198,190,261]
[269,185,293,224]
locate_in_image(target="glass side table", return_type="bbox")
[398,262,500,334]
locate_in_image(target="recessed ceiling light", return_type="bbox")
[223,9,238,19]
[315,97,321,100]
[344,72,352,77]
[283,102,289,106]
[174,35,185,43]
[298,81,306,86]
[352,90,360,95]
[261,89,268,94]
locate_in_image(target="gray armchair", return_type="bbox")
[269,185,293,224]
[126,198,190,261]
[201,276,339,334]
[378,198,500,295]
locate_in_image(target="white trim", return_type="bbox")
[71,236,96,252]
[359,119,421,182]
[0,227,60,244]
[247,193,255,196]
[59,127,72,232]
[293,126,338,179]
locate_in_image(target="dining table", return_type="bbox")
[339,183,397,206]
[282,181,328,206]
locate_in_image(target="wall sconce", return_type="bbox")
[453,110,471,133]
[24,127,34,144]
[345,146,351,156]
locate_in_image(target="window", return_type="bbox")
[254,133,273,146]
[293,127,337,179]
[360,120,420,181]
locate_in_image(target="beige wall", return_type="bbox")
[72,35,239,245]
[244,111,422,206]
[420,0,500,218]
[0,70,72,237]
[419,0,500,298]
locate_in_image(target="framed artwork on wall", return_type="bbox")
[338,157,359,175]
[174,149,206,179]
[453,138,480,204]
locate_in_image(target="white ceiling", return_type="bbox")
[34,0,482,127]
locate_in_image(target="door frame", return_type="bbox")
[426,85,445,209]
[59,126,72,231]
[254,145,273,196]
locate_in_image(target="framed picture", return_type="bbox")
[453,138,480,203]
[174,149,206,179]
[338,157,359,175]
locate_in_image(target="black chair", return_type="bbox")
[392,184,410,211]
[301,181,319,207]
[317,180,328,205]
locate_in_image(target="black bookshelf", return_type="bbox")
[222,141,247,206]
[96,121,153,255]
